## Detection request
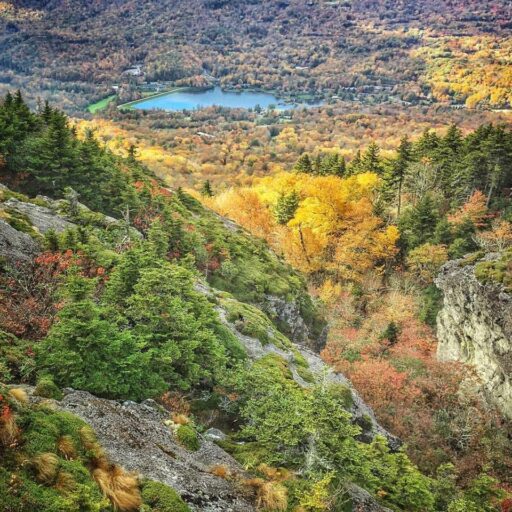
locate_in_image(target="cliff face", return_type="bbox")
[435,255,512,419]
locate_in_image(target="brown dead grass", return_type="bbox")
[57,435,77,460]
[32,452,59,484]
[8,388,28,404]
[54,471,76,493]
[92,464,142,511]
[244,477,288,511]
[171,413,190,426]
[209,464,231,479]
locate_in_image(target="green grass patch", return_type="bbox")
[176,425,200,451]
[117,87,189,110]
[295,365,315,383]
[474,249,512,291]
[141,480,191,512]
[87,94,117,114]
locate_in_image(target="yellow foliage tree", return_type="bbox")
[212,172,399,281]
[407,243,449,285]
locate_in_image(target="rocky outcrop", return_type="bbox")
[263,294,327,351]
[29,388,392,512]
[345,483,392,512]
[435,255,512,418]
[0,219,39,262]
[58,390,254,512]
[5,198,76,233]
[215,290,401,450]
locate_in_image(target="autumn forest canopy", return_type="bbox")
[0,0,511,112]
[0,1,512,511]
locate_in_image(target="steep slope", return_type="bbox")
[435,252,512,419]
[0,95,425,511]
[2,94,508,511]
[0,171,400,511]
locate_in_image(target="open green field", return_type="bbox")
[87,94,117,113]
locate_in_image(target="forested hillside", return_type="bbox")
[208,121,512,492]
[0,0,511,111]
[0,0,511,509]
[1,93,510,511]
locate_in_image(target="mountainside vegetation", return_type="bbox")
[1,93,510,511]
[207,121,512,492]
[1,0,512,510]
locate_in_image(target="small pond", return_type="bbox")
[130,86,322,111]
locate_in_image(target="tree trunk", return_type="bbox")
[298,225,311,265]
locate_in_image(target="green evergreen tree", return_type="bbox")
[398,194,439,250]
[147,219,169,259]
[38,274,165,401]
[348,149,363,175]
[274,191,299,225]
[201,179,214,197]
[313,154,322,175]
[361,142,383,175]
[125,264,228,389]
[388,136,413,217]
[127,144,138,163]
[294,153,313,174]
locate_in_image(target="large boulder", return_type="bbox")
[0,219,39,262]
[58,390,254,512]
[5,198,75,234]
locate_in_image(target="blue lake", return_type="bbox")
[131,86,322,111]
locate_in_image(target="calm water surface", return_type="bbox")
[132,86,322,111]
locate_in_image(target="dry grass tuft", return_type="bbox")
[171,413,190,425]
[93,463,142,511]
[257,464,291,482]
[79,426,97,450]
[256,481,288,511]
[54,471,76,493]
[245,477,266,488]
[32,452,59,484]
[8,388,28,404]
[57,435,77,460]
[0,405,18,447]
[159,391,191,416]
[79,426,106,460]
[244,477,288,511]
[209,464,231,479]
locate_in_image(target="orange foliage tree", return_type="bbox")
[212,172,399,281]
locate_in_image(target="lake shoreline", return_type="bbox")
[118,86,324,112]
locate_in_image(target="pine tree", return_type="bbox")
[201,179,213,197]
[38,274,165,401]
[127,144,138,163]
[274,191,299,225]
[398,194,439,250]
[335,155,347,177]
[389,136,413,217]
[348,150,363,175]
[294,153,313,174]
[361,142,383,175]
[320,153,346,176]
[414,129,440,159]
[443,124,463,153]
[147,219,169,259]
[313,154,322,175]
